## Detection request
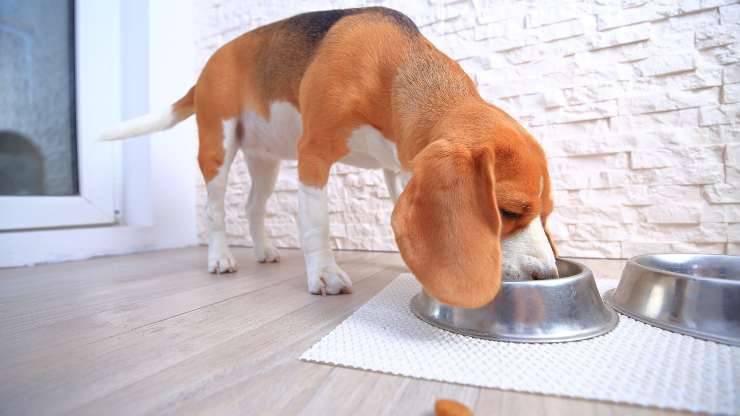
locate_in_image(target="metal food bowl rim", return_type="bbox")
[411,293,619,343]
[602,289,739,346]
[626,253,740,285]
[410,258,620,344]
[605,253,740,347]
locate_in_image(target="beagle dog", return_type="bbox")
[102,7,558,308]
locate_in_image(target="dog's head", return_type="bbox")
[391,106,557,308]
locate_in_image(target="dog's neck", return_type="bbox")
[390,44,534,171]
[390,42,517,169]
[392,62,494,167]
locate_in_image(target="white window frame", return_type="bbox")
[0,0,119,230]
[0,0,198,267]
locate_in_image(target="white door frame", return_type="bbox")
[0,0,120,230]
[0,0,199,267]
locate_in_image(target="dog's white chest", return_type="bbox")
[340,125,401,171]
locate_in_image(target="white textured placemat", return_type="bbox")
[301,274,740,415]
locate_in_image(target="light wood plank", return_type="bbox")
[377,378,479,416]
[1,252,397,415]
[0,248,689,416]
[68,267,404,416]
[0,249,383,368]
[298,368,411,415]
[474,388,686,416]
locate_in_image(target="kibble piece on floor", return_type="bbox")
[435,399,473,416]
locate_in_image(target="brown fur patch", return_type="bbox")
[181,7,554,306]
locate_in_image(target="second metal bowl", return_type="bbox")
[604,254,740,346]
[410,259,618,343]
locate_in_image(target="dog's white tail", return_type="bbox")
[100,87,195,141]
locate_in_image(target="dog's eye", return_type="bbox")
[500,209,521,220]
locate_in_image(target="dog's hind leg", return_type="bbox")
[198,117,239,274]
[244,154,282,263]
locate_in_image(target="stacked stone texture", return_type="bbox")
[195,0,740,258]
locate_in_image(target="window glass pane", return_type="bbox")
[0,0,78,196]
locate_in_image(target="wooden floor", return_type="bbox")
[0,247,685,416]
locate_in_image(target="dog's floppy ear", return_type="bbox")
[392,140,502,308]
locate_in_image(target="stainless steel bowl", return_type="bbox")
[604,254,740,346]
[410,259,618,343]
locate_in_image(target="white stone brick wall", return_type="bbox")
[194,0,740,258]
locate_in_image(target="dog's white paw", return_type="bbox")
[254,243,280,263]
[307,263,353,295]
[208,246,238,274]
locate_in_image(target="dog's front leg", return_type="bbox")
[384,170,413,204]
[298,184,352,295]
[383,169,401,203]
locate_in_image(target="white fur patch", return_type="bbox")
[399,171,411,189]
[501,218,558,281]
[383,170,401,202]
[297,185,331,271]
[205,119,240,273]
[539,176,544,198]
[99,107,178,141]
[298,184,352,295]
[243,155,282,263]
[241,101,302,160]
[341,125,401,171]
[240,102,401,172]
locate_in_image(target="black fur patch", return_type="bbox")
[285,9,352,43]
[283,7,419,45]
[371,7,418,34]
